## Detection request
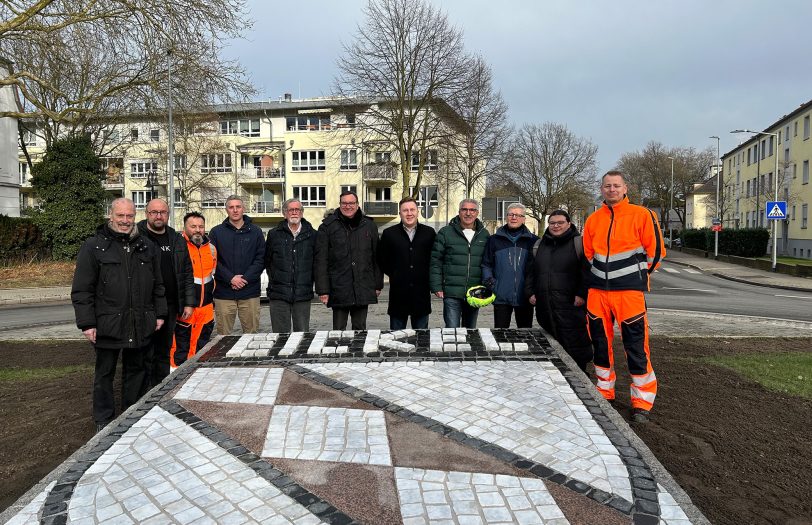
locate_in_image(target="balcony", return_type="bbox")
[363,163,397,184]
[238,167,285,185]
[249,200,282,216]
[363,201,398,216]
[103,174,125,190]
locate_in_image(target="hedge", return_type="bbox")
[681,227,769,257]
[0,215,50,262]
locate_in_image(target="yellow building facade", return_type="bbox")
[18,97,484,235]
[721,98,812,259]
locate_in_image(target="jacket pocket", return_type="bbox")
[96,312,123,341]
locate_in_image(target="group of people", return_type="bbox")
[72,169,665,430]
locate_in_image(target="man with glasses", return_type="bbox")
[481,203,538,328]
[315,190,383,330]
[430,199,490,328]
[264,198,316,332]
[137,198,194,388]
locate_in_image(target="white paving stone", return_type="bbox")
[3,481,56,525]
[173,367,284,405]
[263,405,391,466]
[68,406,323,524]
[304,361,632,500]
[658,484,692,524]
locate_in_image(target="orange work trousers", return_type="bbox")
[586,289,657,411]
[170,304,214,369]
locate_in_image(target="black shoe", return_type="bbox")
[632,408,650,423]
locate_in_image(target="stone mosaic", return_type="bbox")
[173,367,284,405]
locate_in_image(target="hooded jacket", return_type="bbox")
[314,208,383,308]
[264,218,316,303]
[481,223,538,305]
[429,216,490,299]
[136,220,195,310]
[72,223,168,349]
[208,214,266,300]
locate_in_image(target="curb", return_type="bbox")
[710,273,812,293]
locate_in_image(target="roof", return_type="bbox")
[722,97,812,159]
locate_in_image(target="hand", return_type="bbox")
[230,275,247,289]
[82,328,96,344]
[156,319,164,331]
[375,289,381,297]
[181,306,194,320]
[435,291,444,298]
[573,296,585,307]
[319,294,329,305]
[529,294,536,306]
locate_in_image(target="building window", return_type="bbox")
[291,150,325,171]
[786,125,790,141]
[340,185,357,195]
[745,180,750,197]
[411,150,438,171]
[219,119,260,137]
[760,139,766,160]
[804,160,810,185]
[18,162,30,185]
[802,204,808,229]
[374,152,391,164]
[200,153,232,173]
[285,115,331,131]
[372,187,391,201]
[173,188,186,208]
[805,116,811,140]
[293,186,326,207]
[792,205,796,220]
[410,185,439,209]
[130,161,158,178]
[340,149,358,170]
[769,136,774,156]
[747,147,752,165]
[20,129,37,147]
[200,186,229,208]
[150,129,160,142]
[130,128,139,141]
[173,155,187,172]
[131,190,157,209]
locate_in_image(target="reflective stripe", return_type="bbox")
[193,275,213,285]
[631,371,656,386]
[630,385,656,403]
[594,367,612,380]
[591,261,649,280]
[597,379,616,390]
[593,247,646,263]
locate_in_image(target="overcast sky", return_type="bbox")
[223,0,812,174]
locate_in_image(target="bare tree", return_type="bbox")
[496,122,599,225]
[443,56,510,198]
[333,0,471,198]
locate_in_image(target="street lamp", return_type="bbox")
[710,135,720,258]
[731,129,779,272]
[166,47,175,228]
[667,156,675,246]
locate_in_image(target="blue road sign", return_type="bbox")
[766,201,787,220]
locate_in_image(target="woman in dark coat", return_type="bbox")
[524,209,593,371]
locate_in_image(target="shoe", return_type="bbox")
[632,408,650,423]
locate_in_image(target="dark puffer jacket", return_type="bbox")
[136,220,195,310]
[429,216,490,299]
[314,209,383,308]
[377,222,436,317]
[524,224,592,369]
[264,218,316,303]
[209,215,266,300]
[481,224,538,306]
[72,224,168,349]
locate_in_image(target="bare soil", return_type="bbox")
[1,337,811,525]
[0,260,75,288]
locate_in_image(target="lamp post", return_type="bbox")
[667,156,675,246]
[166,46,175,228]
[731,129,779,271]
[710,135,720,258]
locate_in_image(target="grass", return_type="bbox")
[0,364,93,382]
[756,255,812,267]
[706,352,812,399]
[0,260,75,288]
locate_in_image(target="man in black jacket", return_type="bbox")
[72,198,167,432]
[315,190,383,330]
[264,198,316,332]
[137,198,195,387]
[377,197,436,329]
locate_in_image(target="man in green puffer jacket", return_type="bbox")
[429,199,490,328]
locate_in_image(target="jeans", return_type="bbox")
[389,314,430,330]
[493,304,534,329]
[442,297,479,328]
[269,300,311,333]
[332,305,369,330]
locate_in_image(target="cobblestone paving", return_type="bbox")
[174,367,284,405]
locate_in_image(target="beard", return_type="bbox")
[288,216,301,226]
[190,233,204,246]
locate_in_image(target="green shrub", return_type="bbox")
[681,227,769,257]
[0,215,50,262]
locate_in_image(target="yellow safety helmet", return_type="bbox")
[466,285,496,308]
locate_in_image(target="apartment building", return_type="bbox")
[721,98,812,259]
[0,57,20,216]
[18,96,483,234]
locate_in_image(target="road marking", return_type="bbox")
[661,287,715,293]
[683,268,701,274]
[662,267,679,273]
[774,294,812,299]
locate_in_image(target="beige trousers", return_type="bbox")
[214,297,261,335]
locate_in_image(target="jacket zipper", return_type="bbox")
[605,206,614,291]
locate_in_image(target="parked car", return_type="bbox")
[663,236,682,248]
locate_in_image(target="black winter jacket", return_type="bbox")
[136,220,195,310]
[429,217,490,299]
[314,209,383,308]
[72,224,168,349]
[481,224,538,306]
[264,218,316,303]
[378,222,436,317]
[209,215,266,300]
[524,224,592,367]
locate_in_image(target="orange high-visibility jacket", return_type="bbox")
[183,232,217,307]
[583,196,665,292]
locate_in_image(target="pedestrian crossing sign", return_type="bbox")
[766,201,787,220]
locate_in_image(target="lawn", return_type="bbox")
[707,351,811,399]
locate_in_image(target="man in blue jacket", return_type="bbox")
[209,195,266,335]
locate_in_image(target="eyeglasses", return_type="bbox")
[285,208,303,213]
[460,207,478,213]
[147,210,169,216]
[507,213,525,219]
[340,201,358,207]
[548,221,568,226]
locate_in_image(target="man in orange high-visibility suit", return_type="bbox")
[171,212,217,370]
[583,170,665,423]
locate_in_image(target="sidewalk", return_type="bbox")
[665,249,812,292]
